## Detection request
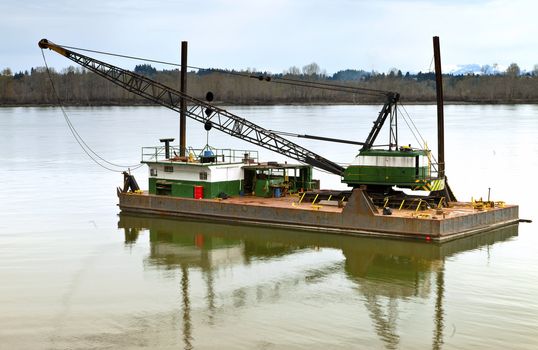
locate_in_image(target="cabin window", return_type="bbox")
[199,171,208,180]
[164,165,174,173]
[150,168,158,176]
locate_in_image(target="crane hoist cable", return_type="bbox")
[399,104,428,149]
[39,39,346,176]
[42,40,421,170]
[40,49,145,173]
[54,43,391,98]
[397,104,440,171]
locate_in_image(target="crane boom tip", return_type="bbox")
[38,39,50,49]
[38,39,68,57]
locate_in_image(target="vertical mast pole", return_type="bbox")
[433,36,445,179]
[180,41,188,157]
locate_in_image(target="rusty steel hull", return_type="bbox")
[118,189,519,242]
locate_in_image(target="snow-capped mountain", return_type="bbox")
[444,63,507,75]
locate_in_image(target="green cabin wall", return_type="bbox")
[342,149,431,187]
[343,165,429,187]
[149,177,241,198]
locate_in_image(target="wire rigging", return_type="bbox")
[47,42,432,170]
[41,49,144,172]
[428,55,435,73]
[400,104,427,147]
[56,43,390,98]
[398,104,439,167]
[397,106,423,149]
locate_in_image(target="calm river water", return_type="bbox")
[0,105,537,349]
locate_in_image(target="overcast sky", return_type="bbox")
[1,0,536,74]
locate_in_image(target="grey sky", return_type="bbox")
[1,0,536,74]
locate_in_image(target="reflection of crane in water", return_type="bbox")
[120,215,517,349]
[180,265,193,350]
[346,253,445,350]
[433,268,445,350]
[364,294,400,349]
[144,230,243,349]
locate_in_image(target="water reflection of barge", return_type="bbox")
[119,214,518,349]
[119,214,519,264]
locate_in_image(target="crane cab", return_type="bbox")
[342,148,439,190]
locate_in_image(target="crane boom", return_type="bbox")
[250,74,400,151]
[38,39,345,175]
[361,92,399,151]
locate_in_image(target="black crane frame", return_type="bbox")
[39,39,345,175]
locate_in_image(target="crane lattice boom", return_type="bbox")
[39,39,345,175]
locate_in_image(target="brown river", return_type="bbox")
[0,105,537,349]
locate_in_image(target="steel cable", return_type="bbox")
[45,43,431,174]
[56,43,389,98]
[41,49,144,172]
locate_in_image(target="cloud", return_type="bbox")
[1,0,537,74]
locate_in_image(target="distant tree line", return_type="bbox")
[1,62,538,106]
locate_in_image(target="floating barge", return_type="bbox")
[118,147,518,242]
[119,191,518,242]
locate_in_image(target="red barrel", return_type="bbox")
[194,185,204,199]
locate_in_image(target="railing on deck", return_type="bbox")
[141,145,259,165]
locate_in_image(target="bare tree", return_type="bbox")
[388,67,399,77]
[284,66,301,76]
[302,62,320,76]
[505,63,520,77]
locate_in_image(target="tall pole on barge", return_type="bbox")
[180,41,188,157]
[433,36,445,179]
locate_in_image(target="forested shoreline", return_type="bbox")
[1,64,538,106]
